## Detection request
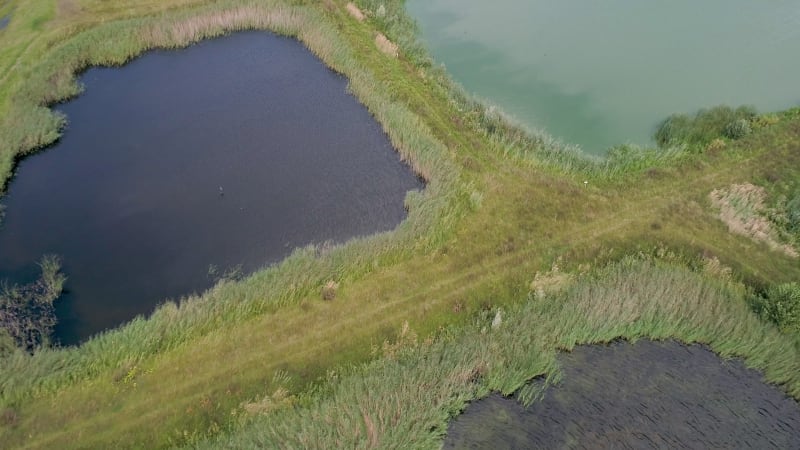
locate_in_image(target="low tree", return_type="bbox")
[0,255,66,352]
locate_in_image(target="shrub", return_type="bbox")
[654,105,756,148]
[751,283,800,333]
[723,118,752,139]
[654,113,691,147]
[0,255,66,351]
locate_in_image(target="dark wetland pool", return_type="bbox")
[408,0,800,154]
[0,32,422,345]
[445,340,800,449]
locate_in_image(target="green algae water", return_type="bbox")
[407,0,800,154]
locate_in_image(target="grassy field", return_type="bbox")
[0,0,798,448]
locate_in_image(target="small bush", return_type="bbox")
[654,105,757,148]
[0,255,66,351]
[751,283,800,333]
[654,113,691,147]
[723,118,751,139]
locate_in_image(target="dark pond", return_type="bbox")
[0,15,9,30]
[0,32,422,345]
[445,340,800,449]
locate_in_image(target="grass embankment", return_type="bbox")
[0,0,798,448]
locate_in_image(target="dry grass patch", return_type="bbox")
[530,264,572,299]
[709,183,798,257]
[241,387,293,416]
[345,3,365,22]
[0,407,18,427]
[706,138,726,153]
[702,255,733,279]
[375,33,398,58]
[322,280,339,301]
[137,6,303,47]
[57,0,82,20]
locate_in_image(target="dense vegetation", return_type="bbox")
[655,105,759,149]
[0,0,797,448]
[751,283,800,334]
[0,256,65,353]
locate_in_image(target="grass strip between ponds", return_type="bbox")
[0,0,798,448]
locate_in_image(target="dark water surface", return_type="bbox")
[0,32,422,345]
[445,340,800,449]
[0,15,9,30]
